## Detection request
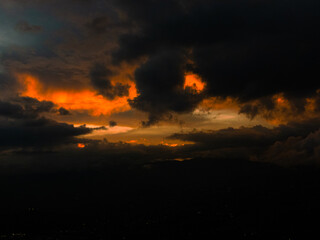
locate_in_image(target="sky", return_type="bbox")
[1,0,320,165]
[1,0,320,238]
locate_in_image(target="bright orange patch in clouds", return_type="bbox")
[77,143,85,148]
[276,97,285,104]
[160,141,184,147]
[184,74,205,93]
[18,74,137,116]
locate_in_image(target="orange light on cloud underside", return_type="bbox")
[184,74,205,93]
[199,97,239,111]
[77,143,85,148]
[160,141,184,147]
[276,97,285,104]
[18,74,137,116]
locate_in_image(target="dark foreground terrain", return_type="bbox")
[1,157,320,239]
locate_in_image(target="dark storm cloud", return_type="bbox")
[169,118,320,164]
[111,0,320,123]
[0,118,91,149]
[15,20,42,33]
[89,63,130,100]
[170,126,275,149]
[170,118,320,147]
[0,97,91,149]
[129,50,204,126]
[261,129,320,165]
[0,97,54,119]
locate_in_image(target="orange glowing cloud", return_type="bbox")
[251,94,319,126]
[276,97,285,104]
[77,143,85,148]
[184,74,205,93]
[160,141,184,147]
[17,74,137,116]
[199,97,239,111]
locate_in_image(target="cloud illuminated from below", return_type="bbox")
[17,74,137,116]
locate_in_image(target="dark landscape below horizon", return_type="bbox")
[1,0,320,239]
[1,157,320,239]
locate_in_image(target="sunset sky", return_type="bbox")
[2,0,320,156]
[2,0,320,238]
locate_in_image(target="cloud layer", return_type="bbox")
[111,0,320,123]
[169,118,320,165]
[1,0,320,125]
[0,96,92,149]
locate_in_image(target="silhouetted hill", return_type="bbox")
[1,157,319,239]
